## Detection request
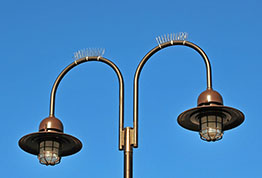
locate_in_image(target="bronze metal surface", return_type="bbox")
[177,105,244,131]
[39,116,64,132]
[197,89,223,106]
[124,127,133,178]
[19,131,82,156]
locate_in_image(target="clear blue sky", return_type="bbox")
[1,0,261,177]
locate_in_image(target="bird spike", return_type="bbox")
[73,48,105,60]
[156,32,188,45]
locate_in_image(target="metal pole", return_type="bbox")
[124,127,133,178]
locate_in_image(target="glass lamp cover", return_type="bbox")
[199,115,223,141]
[38,140,61,165]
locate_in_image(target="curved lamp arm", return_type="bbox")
[133,40,213,147]
[49,56,125,150]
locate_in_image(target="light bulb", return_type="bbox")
[38,140,61,166]
[199,115,223,141]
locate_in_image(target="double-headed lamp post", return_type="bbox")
[19,33,244,178]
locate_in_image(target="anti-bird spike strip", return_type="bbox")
[156,32,188,45]
[73,48,105,60]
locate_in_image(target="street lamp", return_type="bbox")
[19,33,244,178]
[178,89,244,142]
[19,54,125,166]
[133,33,244,145]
